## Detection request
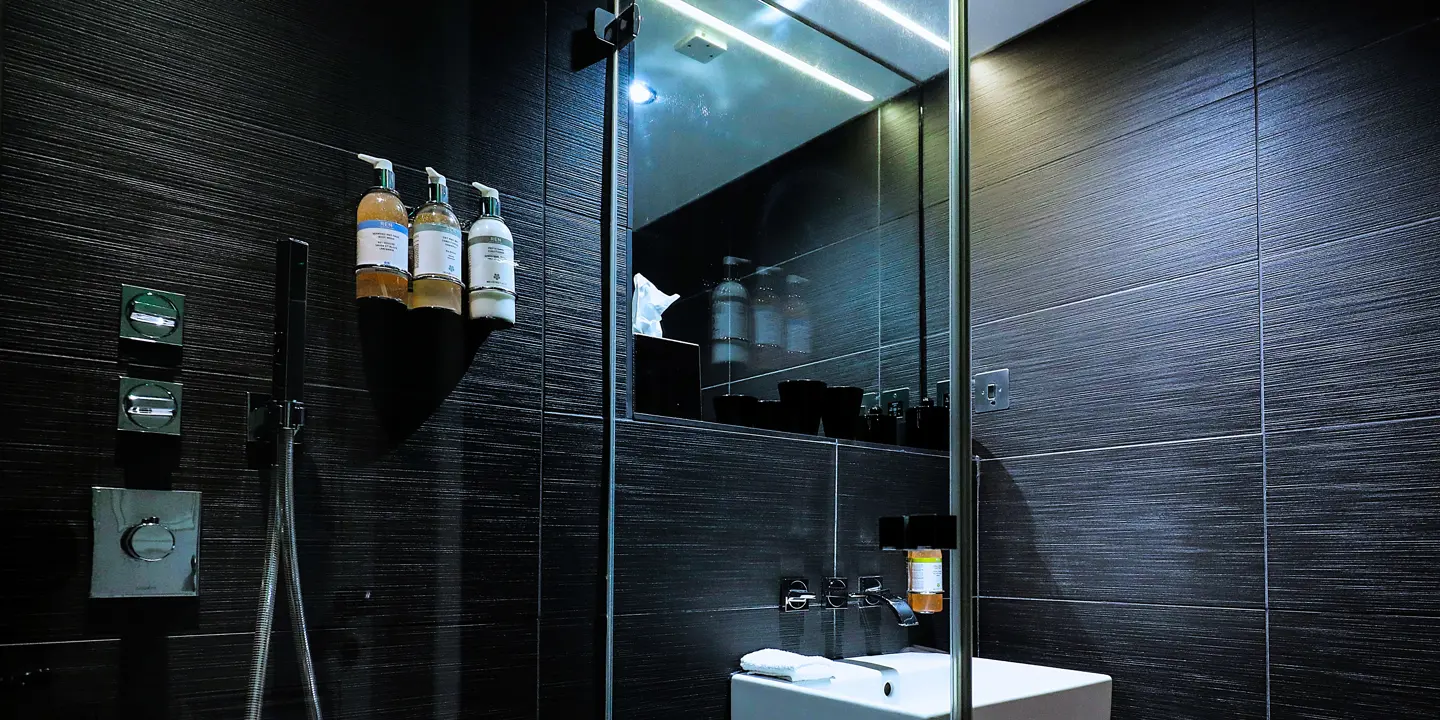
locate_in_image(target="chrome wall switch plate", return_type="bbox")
[119,285,184,346]
[90,487,200,598]
[117,377,182,435]
[973,368,1010,413]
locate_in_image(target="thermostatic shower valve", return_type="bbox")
[90,487,200,598]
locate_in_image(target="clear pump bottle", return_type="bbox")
[751,267,785,371]
[354,154,410,303]
[781,274,811,361]
[907,549,944,614]
[711,256,751,367]
[409,167,464,314]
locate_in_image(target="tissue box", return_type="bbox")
[633,335,701,419]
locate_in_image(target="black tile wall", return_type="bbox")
[967,0,1253,190]
[835,445,950,585]
[1263,218,1440,431]
[971,93,1257,323]
[979,437,1265,607]
[613,608,824,720]
[965,4,1440,720]
[1254,0,1439,82]
[980,599,1268,720]
[1270,611,1440,719]
[1268,418,1440,614]
[972,263,1261,458]
[1,0,618,716]
[613,420,836,614]
[1257,21,1440,255]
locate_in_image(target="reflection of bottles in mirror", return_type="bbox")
[751,266,785,371]
[711,256,751,367]
[782,274,811,361]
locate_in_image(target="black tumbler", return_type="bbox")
[777,379,827,434]
[713,394,760,427]
[755,399,787,431]
[821,386,865,439]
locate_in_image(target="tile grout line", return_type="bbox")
[978,595,1267,613]
[1250,3,1273,715]
[833,442,840,577]
[537,8,549,716]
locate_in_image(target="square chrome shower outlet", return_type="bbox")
[675,29,727,63]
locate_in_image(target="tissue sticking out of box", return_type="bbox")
[632,273,680,338]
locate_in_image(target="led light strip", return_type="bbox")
[654,0,876,102]
[853,0,949,51]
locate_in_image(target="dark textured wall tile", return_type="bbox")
[765,229,879,370]
[827,605,951,660]
[921,200,950,339]
[979,437,1265,606]
[0,68,545,408]
[972,94,1257,323]
[542,414,605,616]
[547,0,608,220]
[1271,610,1440,720]
[836,444,949,593]
[979,598,1267,720]
[878,90,922,225]
[1268,418,1440,613]
[1263,219,1440,430]
[1255,0,1439,82]
[295,386,542,630]
[0,355,264,644]
[972,263,1261,457]
[1258,22,1440,254]
[4,0,546,201]
[880,213,924,347]
[541,613,602,719]
[614,420,835,614]
[614,607,824,720]
[878,338,928,402]
[545,207,603,415]
[968,0,1253,189]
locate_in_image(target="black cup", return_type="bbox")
[821,386,866,439]
[713,394,760,427]
[755,399,787,431]
[777,379,828,434]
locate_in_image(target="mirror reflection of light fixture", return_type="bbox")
[629,80,659,104]
[853,0,949,51]
[653,0,875,102]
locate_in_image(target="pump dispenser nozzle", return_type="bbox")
[471,182,501,218]
[357,154,397,190]
[424,167,450,205]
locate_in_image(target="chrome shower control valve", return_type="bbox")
[121,517,176,562]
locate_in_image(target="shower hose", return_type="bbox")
[243,426,324,720]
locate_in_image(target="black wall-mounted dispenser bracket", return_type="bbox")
[878,514,958,550]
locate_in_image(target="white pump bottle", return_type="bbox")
[466,182,517,328]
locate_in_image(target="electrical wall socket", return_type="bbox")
[972,369,1010,412]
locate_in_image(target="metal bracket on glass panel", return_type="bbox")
[591,4,641,51]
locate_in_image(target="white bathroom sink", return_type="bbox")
[731,653,1111,720]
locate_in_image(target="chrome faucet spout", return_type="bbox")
[853,586,920,627]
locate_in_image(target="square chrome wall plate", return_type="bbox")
[90,487,201,598]
[119,284,184,346]
[973,368,1010,413]
[117,377,182,435]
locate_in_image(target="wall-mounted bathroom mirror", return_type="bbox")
[627,0,951,445]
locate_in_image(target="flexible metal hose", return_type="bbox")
[278,426,324,720]
[243,445,285,720]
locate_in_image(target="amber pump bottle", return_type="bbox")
[409,167,464,314]
[355,154,411,303]
[907,549,944,614]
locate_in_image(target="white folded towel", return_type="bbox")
[740,649,837,682]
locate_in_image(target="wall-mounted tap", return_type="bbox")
[823,576,919,627]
